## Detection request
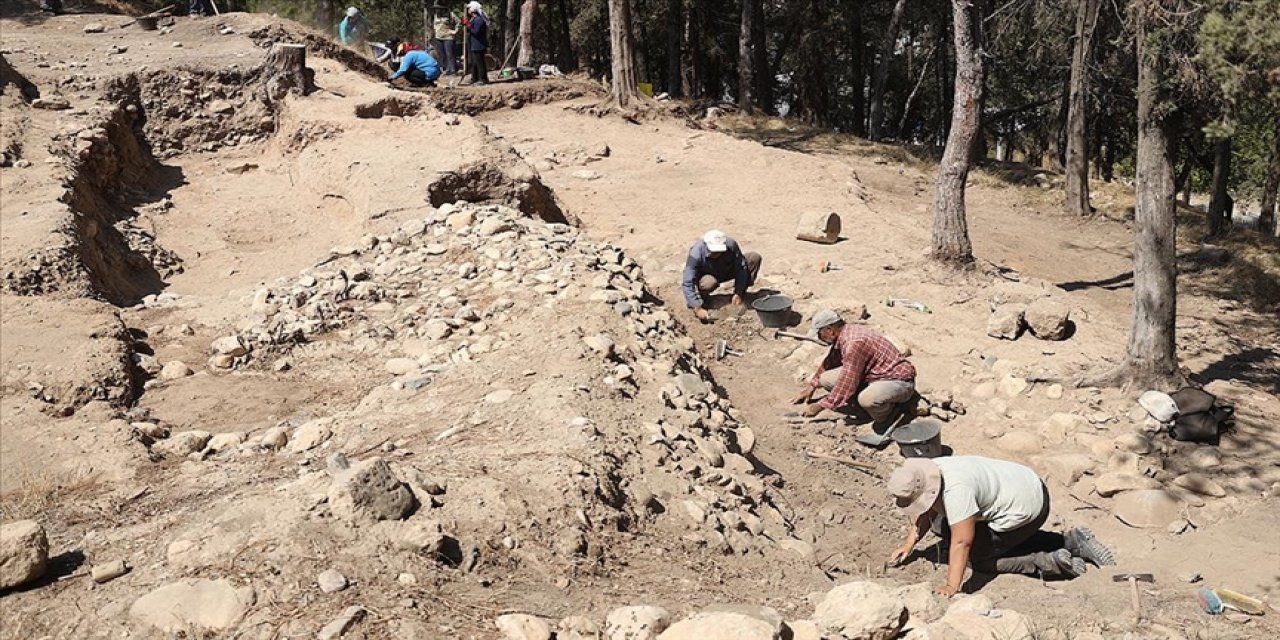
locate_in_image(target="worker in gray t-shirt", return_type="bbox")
[887,456,1115,596]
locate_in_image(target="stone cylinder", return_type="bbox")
[795,212,842,244]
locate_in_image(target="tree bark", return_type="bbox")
[868,0,909,140]
[1207,137,1232,237]
[1045,75,1071,171]
[260,43,312,101]
[1106,5,1180,390]
[608,0,639,109]
[1260,115,1280,237]
[505,0,520,60]
[1064,0,1100,216]
[517,0,537,67]
[666,0,682,96]
[930,0,983,266]
[737,0,754,111]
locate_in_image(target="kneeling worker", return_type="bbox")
[389,48,442,87]
[887,456,1115,597]
[681,230,762,322]
[793,310,916,425]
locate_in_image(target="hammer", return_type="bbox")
[1113,573,1154,625]
[772,329,825,345]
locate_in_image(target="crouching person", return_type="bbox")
[887,456,1114,596]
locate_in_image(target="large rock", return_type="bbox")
[1113,489,1182,528]
[129,579,255,633]
[1032,453,1095,486]
[811,581,908,640]
[496,614,554,640]
[327,458,416,523]
[657,611,779,640]
[1172,473,1226,498]
[996,431,1041,455]
[1024,299,1070,340]
[286,419,332,453]
[0,520,48,590]
[154,430,211,457]
[606,606,671,640]
[1093,472,1161,497]
[929,595,1034,640]
[986,304,1025,340]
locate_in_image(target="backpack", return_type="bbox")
[1167,387,1234,443]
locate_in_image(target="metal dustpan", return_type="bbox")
[854,421,900,448]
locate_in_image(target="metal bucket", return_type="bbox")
[751,294,793,328]
[136,15,158,30]
[892,419,943,458]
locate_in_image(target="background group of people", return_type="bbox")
[342,4,490,88]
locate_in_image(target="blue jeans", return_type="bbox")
[433,39,457,74]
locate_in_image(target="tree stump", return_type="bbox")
[795,212,842,244]
[260,43,313,101]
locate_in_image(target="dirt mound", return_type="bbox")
[418,78,605,116]
[0,296,138,414]
[0,53,37,101]
[427,133,570,224]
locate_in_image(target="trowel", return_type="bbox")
[713,339,744,360]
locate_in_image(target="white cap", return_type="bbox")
[702,229,728,253]
[347,7,359,17]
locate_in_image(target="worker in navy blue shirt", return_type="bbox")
[681,229,763,322]
[389,49,442,87]
[463,1,489,86]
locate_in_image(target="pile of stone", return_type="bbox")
[489,580,1042,640]
[206,201,792,552]
[987,298,1071,341]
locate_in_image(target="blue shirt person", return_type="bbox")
[681,230,763,321]
[390,50,442,86]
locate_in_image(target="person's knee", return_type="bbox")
[697,275,718,294]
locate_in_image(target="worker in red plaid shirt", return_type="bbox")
[793,309,917,429]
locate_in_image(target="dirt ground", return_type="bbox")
[2,4,1279,640]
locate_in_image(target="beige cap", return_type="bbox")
[887,458,942,521]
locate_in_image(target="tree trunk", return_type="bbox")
[896,46,933,139]
[1045,75,1070,170]
[683,1,702,98]
[751,0,769,113]
[608,0,639,109]
[930,0,983,266]
[1064,0,1100,216]
[848,1,866,136]
[1260,115,1280,237]
[1108,6,1180,390]
[737,0,754,111]
[260,43,312,101]
[553,0,575,71]
[505,0,520,59]
[517,0,537,67]
[868,0,909,140]
[1207,137,1232,237]
[666,0,682,96]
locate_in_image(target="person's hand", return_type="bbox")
[731,294,743,306]
[792,386,815,405]
[802,402,824,418]
[935,583,959,598]
[693,307,710,322]
[888,545,913,567]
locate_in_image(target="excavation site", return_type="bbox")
[1,3,1278,640]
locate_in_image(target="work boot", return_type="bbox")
[1065,526,1115,566]
[1051,549,1088,579]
